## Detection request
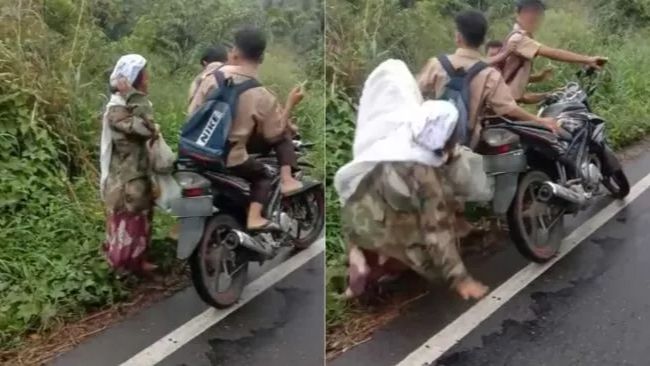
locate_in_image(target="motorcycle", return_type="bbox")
[477,67,630,262]
[170,139,324,308]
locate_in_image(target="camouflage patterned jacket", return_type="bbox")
[341,162,471,287]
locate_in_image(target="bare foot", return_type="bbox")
[454,216,473,239]
[141,261,158,273]
[346,246,370,298]
[281,178,303,195]
[454,278,489,300]
[247,217,271,230]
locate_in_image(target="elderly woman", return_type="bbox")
[334,60,488,300]
[100,54,159,274]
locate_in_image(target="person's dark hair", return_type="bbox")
[132,68,146,90]
[455,10,488,48]
[516,0,546,13]
[233,27,267,62]
[200,45,228,65]
[485,40,503,51]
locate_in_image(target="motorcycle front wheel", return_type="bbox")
[507,170,565,263]
[603,169,630,199]
[190,215,249,308]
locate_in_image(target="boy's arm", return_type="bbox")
[487,42,517,65]
[537,45,607,69]
[108,92,155,137]
[528,67,553,83]
[417,58,440,98]
[519,91,550,105]
[487,51,508,65]
[254,86,304,142]
[506,105,557,132]
[487,73,557,131]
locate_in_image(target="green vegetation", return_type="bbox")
[325,0,650,328]
[0,0,323,351]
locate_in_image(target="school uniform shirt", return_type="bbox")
[417,48,518,147]
[502,23,543,100]
[187,61,224,115]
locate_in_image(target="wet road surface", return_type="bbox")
[50,251,323,366]
[331,149,650,366]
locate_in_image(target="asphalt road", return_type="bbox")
[50,250,324,366]
[331,147,650,366]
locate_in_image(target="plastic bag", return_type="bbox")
[153,174,181,211]
[443,146,493,202]
[148,133,175,174]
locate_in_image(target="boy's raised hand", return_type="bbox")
[288,82,307,107]
[587,56,608,70]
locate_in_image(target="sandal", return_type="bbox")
[247,221,282,233]
[282,181,320,197]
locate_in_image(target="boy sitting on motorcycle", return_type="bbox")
[502,0,607,105]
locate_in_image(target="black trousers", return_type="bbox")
[229,137,296,204]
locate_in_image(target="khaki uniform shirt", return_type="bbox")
[187,61,225,115]
[208,65,287,167]
[502,23,543,100]
[417,48,518,145]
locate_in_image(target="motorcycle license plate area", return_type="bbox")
[170,196,213,217]
[170,196,214,260]
[176,217,207,259]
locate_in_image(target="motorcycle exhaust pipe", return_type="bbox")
[538,181,587,206]
[227,230,274,259]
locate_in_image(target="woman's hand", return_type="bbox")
[115,76,134,96]
[151,123,161,141]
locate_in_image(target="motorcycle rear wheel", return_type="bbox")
[284,186,325,249]
[190,215,249,308]
[507,170,565,263]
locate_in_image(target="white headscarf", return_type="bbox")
[333,59,459,204]
[100,54,147,200]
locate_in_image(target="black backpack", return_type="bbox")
[436,55,488,146]
[179,71,260,165]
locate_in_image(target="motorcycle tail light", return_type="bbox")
[483,128,519,147]
[174,171,211,197]
[496,144,511,154]
[183,187,209,197]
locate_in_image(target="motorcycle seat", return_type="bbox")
[508,121,573,141]
[540,102,587,118]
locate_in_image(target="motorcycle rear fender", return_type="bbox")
[492,173,520,214]
[177,217,207,259]
[170,196,214,260]
[482,149,527,215]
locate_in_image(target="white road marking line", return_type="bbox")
[397,172,650,366]
[120,239,324,366]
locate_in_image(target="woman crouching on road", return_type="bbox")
[100,54,160,275]
[334,59,489,301]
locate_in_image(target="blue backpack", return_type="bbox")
[179,71,261,165]
[436,55,488,146]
